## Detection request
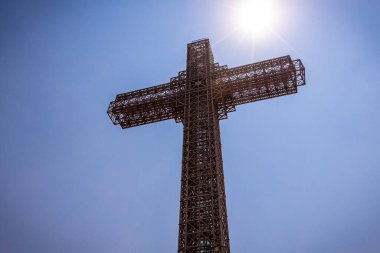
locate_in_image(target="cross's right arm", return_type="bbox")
[223,56,305,106]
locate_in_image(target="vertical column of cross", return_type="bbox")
[177,39,230,253]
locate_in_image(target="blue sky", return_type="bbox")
[1,0,380,252]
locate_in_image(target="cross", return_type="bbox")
[107,38,305,253]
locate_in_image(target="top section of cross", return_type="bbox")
[107,38,306,129]
[186,38,214,81]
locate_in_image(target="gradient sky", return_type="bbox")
[1,0,380,253]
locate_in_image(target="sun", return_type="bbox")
[233,0,277,39]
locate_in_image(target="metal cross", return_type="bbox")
[107,38,305,253]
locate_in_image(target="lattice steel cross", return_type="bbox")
[107,39,305,253]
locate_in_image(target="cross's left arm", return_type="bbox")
[107,81,184,129]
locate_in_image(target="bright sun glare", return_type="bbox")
[233,0,277,39]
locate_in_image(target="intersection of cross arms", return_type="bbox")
[107,38,305,253]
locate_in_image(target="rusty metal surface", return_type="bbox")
[107,39,306,253]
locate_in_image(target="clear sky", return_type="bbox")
[1,0,380,252]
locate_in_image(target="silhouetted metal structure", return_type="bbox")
[107,39,305,253]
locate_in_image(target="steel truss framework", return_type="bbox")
[107,39,305,253]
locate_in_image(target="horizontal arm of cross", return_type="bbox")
[214,56,305,116]
[107,56,306,127]
[107,81,185,129]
